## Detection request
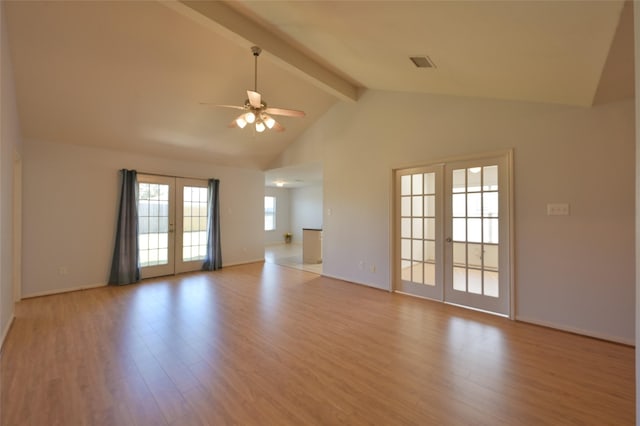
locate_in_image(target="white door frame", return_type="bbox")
[443,154,512,316]
[392,150,514,319]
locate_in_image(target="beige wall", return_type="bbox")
[276,90,635,343]
[290,185,323,243]
[21,140,265,297]
[0,3,22,346]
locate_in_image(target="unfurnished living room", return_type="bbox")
[0,1,638,425]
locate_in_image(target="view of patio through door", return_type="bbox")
[394,153,512,316]
[137,174,209,279]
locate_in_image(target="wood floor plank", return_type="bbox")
[1,263,634,425]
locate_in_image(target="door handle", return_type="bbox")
[445,237,453,243]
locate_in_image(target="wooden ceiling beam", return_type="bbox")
[164,0,360,102]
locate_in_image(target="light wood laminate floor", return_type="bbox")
[1,263,634,425]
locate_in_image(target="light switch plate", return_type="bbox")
[547,203,570,216]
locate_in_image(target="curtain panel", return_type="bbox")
[203,178,222,271]
[108,169,140,285]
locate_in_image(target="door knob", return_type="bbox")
[445,237,453,243]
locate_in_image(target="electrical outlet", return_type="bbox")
[358,261,364,270]
[58,267,68,275]
[370,264,376,273]
[547,203,570,216]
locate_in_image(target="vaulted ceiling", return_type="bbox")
[4,1,634,171]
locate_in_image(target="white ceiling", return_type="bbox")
[230,0,632,106]
[265,163,322,189]
[4,0,634,173]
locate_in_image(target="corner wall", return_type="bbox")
[21,140,265,297]
[277,90,635,343]
[0,3,22,346]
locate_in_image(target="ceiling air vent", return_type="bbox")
[409,56,436,68]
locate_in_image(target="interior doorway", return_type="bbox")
[264,162,324,275]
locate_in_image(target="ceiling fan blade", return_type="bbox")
[247,91,262,108]
[264,107,306,118]
[200,102,246,111]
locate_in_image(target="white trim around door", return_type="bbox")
[393,151,514,318]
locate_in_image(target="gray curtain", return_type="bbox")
[203,178,222,271]
[109,169,140,285]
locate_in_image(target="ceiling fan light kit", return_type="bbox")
[206,45,306,134]
[235,116,248,128]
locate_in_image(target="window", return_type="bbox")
[265,196,276,231]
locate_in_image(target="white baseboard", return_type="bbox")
[515,315,634,346]
[320,272,391,292]
[23,282,107,299]
[0,314,15,353]
[315,274,633,346]
[222,258,265,267]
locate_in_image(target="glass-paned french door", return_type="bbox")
[394,154,512,316]
[396,165,444,300]
[138,175,209,279]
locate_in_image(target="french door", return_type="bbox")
[395,153,512,316]
[395,165,444,300]
[137,175,209,279]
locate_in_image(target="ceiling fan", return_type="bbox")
[206,46,305,133]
